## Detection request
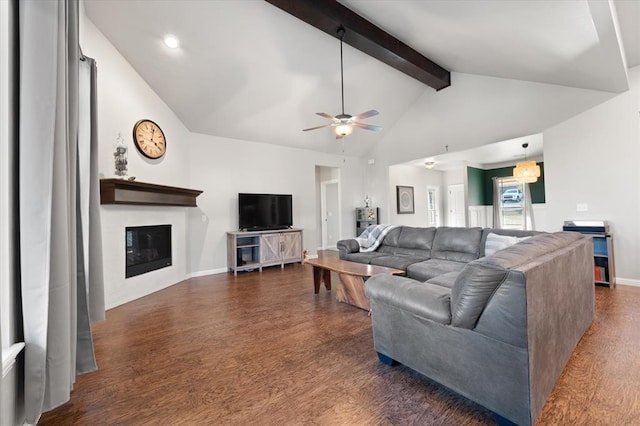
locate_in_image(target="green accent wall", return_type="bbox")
[467,163,545,206]
[467,166,485,206]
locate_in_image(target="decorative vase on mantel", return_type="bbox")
[114,132,128,177]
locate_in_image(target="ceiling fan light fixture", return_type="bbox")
[335,124,353,137]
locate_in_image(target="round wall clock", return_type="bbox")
[132,119,166,159]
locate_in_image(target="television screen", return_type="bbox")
[239,193,292,231]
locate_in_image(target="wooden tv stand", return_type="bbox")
[227,228,303,275]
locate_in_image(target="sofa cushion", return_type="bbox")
[377,227,402,247]
[425,271,460,289]
[398,226,436,250]
[370,255,423,271]
[341,251,386,264]
[376,226,435,259]
[406,259,467,282]
[431,227,483,262]
[450,263,510,329]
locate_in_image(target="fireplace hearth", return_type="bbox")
[126,225,172,278]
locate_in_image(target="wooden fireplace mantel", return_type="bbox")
[100,178,203,207]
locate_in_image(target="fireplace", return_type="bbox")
[126,225,172,278]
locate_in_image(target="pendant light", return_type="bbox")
[513,143,540,183]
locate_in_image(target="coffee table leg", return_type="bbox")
[323,269,331,291]
[313,267,332,294]
[336,273,370,311]
[313,266,321,294]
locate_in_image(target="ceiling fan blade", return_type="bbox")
[316,112,337,121]
[351,110,379,121]
[302,123,333,132]
[352,122,383,132]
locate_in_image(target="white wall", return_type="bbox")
[364,72,617,225]
[544,66,640,284]
[81,17,193,309]
[388,164,443,226]
[368,72,615,167]
[186,134,363,275]
[81,13,365,305]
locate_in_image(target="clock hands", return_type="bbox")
[148,127,162,149]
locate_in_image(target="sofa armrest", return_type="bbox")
[337,239,359,258]
[365,275,451,325]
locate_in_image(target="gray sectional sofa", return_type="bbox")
[337,226,594,426]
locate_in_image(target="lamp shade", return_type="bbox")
[513,160,540,183]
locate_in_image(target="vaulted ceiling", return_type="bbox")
[83,0,639,161]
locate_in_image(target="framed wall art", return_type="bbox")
[396,185,415,214]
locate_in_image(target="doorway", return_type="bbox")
[316,165,342,251]
[321,179,341,249]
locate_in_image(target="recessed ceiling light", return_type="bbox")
[164,35,179,49]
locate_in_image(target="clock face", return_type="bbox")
[133,119,166,159]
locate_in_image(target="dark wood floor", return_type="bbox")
[40,259,640,425]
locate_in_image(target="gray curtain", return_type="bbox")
[523,183,535,230]
[492,177,501,228]
[19,0,104,423]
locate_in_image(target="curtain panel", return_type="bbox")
[19,0,104,422]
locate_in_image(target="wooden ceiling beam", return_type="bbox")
[265,0,450,91]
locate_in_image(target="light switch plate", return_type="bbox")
[576,203,589,212]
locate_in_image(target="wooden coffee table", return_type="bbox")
[305,257,404,311]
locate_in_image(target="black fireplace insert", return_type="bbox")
[126,225,172,278]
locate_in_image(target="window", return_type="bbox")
[427,187,440,227]
[494,177,533,230]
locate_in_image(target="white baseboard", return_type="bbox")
[187,267,229,279]
[615,277,640,287]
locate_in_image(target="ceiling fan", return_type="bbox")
[303,26,382,139]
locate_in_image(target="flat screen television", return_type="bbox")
[239,193,293,231]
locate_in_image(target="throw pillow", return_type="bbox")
[485,233,530,257]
